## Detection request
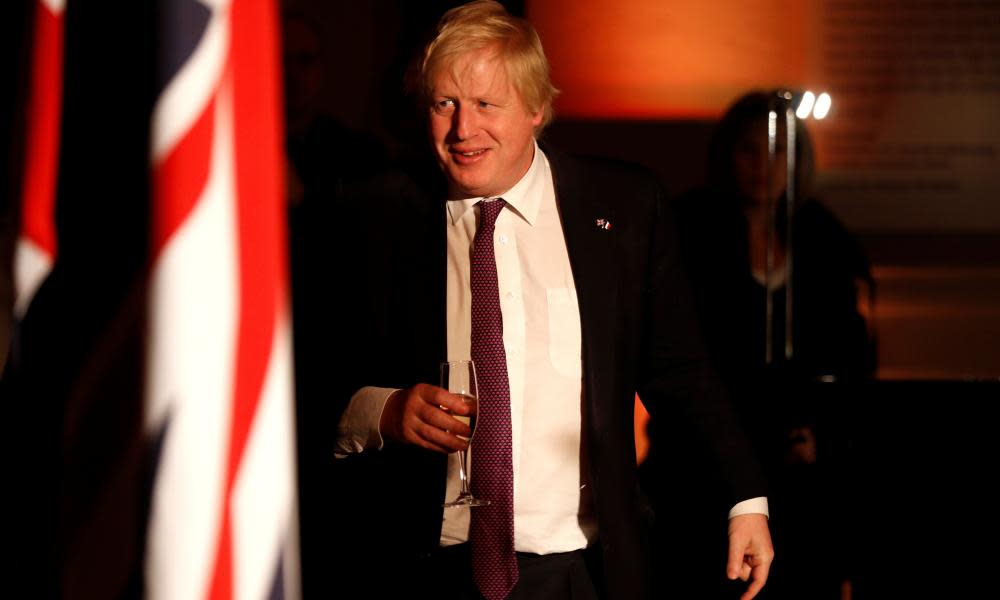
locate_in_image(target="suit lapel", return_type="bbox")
[408,162,450,377]
[543,145,618,437]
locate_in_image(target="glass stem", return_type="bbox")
[458,449,471,496]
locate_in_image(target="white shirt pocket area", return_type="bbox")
[546,287,583,379]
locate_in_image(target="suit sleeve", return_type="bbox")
[637,183,768,506]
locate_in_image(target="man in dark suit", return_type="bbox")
[328,2,773,598]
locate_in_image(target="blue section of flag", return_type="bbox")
[268,553,285,600]
[144,412,171,509]
[154,0,211,98]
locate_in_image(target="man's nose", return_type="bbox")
[453,105,476,140]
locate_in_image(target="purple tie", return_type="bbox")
[469,199,518,599]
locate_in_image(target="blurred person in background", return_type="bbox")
[643,90,874,599]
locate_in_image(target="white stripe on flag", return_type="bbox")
[232,315,298,600]
[145,83,237,600]
[13,237,54,318]
[40,0,65,13]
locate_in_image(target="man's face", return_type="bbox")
[428,47,543,199]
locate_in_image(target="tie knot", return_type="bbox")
[478,198,506,229]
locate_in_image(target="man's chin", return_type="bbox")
[447,172,492,199]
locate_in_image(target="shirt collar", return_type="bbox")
[447,140,547,226]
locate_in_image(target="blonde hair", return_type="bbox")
[411,0,559,132]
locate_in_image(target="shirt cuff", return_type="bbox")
[333,386,397,459]
[728,497,769,519]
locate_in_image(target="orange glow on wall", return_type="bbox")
[634,394,650,465]
[529,0,815,119]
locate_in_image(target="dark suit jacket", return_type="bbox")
[322,143,766,599]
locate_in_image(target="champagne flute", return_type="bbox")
[441,360,489,507]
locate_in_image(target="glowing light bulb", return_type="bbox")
[813,92,832,119]
[796,91,816,119]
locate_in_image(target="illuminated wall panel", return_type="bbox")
[529,0,814,119]
[530,0,1000,233]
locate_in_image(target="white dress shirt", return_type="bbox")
[335,142,767,554]
[438,142,594,553]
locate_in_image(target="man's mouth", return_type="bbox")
[451,148,488,164]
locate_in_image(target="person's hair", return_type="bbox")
[408,0,559,133]
[707,90,816,203]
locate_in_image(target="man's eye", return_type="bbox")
[433,99,455,113]
[478,100,491,109]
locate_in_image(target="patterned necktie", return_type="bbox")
[469,198,518,600]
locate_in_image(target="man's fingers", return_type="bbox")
[407,426,459,453]
[424,389,474,439]
[382,384,473,452]
[435,390,473,414]
[740,563,771,600]
[726,541,744,580]
[411,394,469,451]
[397,406,457,452]
[405,433,452,454]
[419,400,472,437]
[413,419,468,452]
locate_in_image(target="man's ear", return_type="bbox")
[531,109,543,128]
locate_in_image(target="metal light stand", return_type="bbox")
[764,90,797,366]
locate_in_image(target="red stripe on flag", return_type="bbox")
[206,0,286,596]
[20,0,64,258]
[152,101,215,254]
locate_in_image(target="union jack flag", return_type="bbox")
[144,0,299,599]
[7,0,297,596]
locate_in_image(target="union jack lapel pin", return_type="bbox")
[595,218,612,230]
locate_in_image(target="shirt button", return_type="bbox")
[499,234,509,244]
[506,292,514,299]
